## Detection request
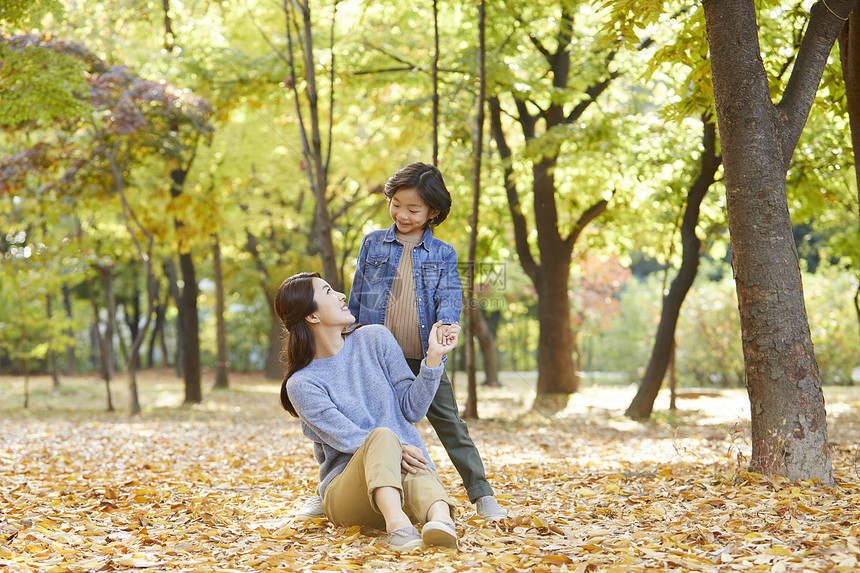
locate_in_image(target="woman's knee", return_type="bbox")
[366,427,401,446]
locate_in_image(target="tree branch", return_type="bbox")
[562,197,609,251]
[778,0,857,167]
[489,96,539,282]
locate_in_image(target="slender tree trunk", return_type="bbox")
[432,0,439,166]
[212,235,229,389]
[61,283,76,374]
[23,362,30,409]
[703,0,854,482]
[285,2,340,289]
[464,0,486,421]
[124,281,141,370]
[101,265,118,381]
[147,288,165,368]
[164,258,184,377]
[266,314,284,379]
[839,12,860,341]
[668,342,677,411]
[46,294,60,388]
[626,118,721,419]
[86,274,113,412]
[474,308,500,387]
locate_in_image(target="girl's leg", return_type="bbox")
[405,358,494,503]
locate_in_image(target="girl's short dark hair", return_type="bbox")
[383,162,452,226]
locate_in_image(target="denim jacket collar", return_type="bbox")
[382,223,433,252]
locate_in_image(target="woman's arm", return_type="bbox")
[288,378,368,454]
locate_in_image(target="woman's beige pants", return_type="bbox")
[323,427,455,529]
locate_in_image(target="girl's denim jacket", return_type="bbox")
[347,224,463,358]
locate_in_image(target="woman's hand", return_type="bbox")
[401,444,429,474]
[426,321,460,367]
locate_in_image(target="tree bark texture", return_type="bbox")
[267,314,285,380]
[838,12,860,339]
[626,118,721,420]
[703,0,855,483]
[62,283,76,375]
[179,250,201,403]
[170,167,202,404]
[474,308,500,387]
[164,258,184,378]
[46,293,60,388]
[101,265,117,382]
[464,0,486,421]
[244,230,283,380]
[212,236,229,389]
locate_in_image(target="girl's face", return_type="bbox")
[389,187,440,238]
[309,278,355,328]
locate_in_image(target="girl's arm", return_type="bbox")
[378,328,444,423]
[347,235,370,319]
[435,246,463,325]
[382,323,458,421]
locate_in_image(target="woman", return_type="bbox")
[276,272,460,551]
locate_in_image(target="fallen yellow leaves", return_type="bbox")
[1,375,860,572]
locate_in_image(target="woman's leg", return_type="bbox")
[324,427,410,531]
[373,486,412,532]
[400,466,456,525]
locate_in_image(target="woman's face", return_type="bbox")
[310,278,355,328]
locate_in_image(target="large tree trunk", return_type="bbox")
[212,235,229,389]
[626,118,721,420]
[703,0,854,483]
[839,13,860,339]
[178,249,201,403]
[486,6,613,414]
[533,254,577,412]
[170,165,202,404]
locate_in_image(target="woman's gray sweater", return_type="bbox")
[286,325,443,497]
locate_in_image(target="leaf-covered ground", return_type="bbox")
[1,370,859,572]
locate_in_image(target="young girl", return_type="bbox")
[341,162,507,521]
[277,272,461,551]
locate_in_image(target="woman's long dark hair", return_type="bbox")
[275,272,363,417]
[275,272,320,417]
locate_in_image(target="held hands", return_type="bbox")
[401,444,429,475]
[426,321,460,368]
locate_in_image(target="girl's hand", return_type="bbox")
[426,321,459,367]
[401,444,428,474]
